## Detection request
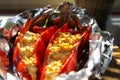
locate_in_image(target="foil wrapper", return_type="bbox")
[0,3,114,80]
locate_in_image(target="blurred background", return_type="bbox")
[0,0,120,80]
[0,0,119,30]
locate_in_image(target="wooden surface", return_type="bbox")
[103,46,120,80]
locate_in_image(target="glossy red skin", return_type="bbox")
[35,26,58,76]
[40,23,91,80]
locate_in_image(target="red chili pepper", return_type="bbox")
[13,19,41,80]
[13,33,33,80]
[13,19,58,80]
[40,23,91,80]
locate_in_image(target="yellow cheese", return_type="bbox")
[45,32,81,80]
[18,31,40,80]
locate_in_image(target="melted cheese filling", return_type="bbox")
[45,32,81,80]
[18,31,40,80]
